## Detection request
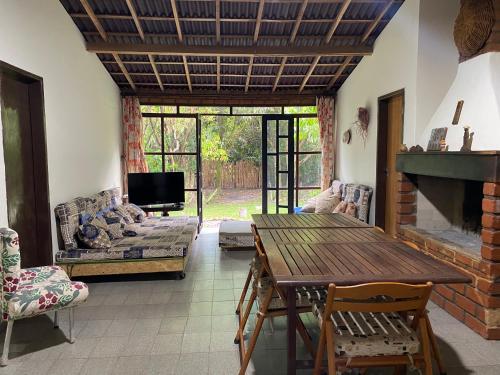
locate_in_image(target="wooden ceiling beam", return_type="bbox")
[113,53,136,90]
[148,54,164,91]
[253,0,266,43]
[326,0,394,90]
[71,13,389,25]
[215,0,221,43]
[86,42,372,57]
[245,56,254,92]
[103,60,356,68]
[79,0,107,41]
[170,0,183,42]
[299,0,351,92]
[125,0,144,40]
[111,72,347,79]
[182,56,192,92]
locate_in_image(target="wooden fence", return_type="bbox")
[202,160,261,189]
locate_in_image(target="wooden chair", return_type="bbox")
[234,228,315,375]
[312,282,435,375]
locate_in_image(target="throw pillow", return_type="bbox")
[331,180,343,196]
[125,203,146,223]
[90,216,109,231]
[106,222,124,240]
[345,202,357,217]
[77,224,111,249]
[315,194,341,214]
[113,205,134,224]
[301,198,317,213]
[333,201,348,213]
[103,211,123,225]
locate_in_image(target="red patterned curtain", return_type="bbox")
[122,96,148,194]
[317,96,335,191]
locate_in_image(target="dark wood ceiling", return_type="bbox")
[60,0,403,100]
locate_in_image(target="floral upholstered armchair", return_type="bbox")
[0,228,89,366]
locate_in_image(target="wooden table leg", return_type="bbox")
[287,285,296,375]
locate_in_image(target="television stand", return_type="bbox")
[138,203,184,217]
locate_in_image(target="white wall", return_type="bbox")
[335,0,460,223]
[0,0,122,256]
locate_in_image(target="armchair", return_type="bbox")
[0,228,89,366]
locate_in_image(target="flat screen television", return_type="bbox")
[128,172,185,206]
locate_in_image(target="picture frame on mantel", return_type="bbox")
[427,127,448,151]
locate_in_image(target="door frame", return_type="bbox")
[375,89,405,231]
[262,114,295,214]
[0,60,52,266]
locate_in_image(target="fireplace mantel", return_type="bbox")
[396,151,500,182]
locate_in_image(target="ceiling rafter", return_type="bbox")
[216,56,221,92]
[182,56,192,92]
[215,0,221,44]
[245,56,254,92]
[299,0,352,92]
[79,0,107,41]
[253,0,266,43]
[326,0,394,90]
[148,54,164,91]
[170,0,183,42]
[102,60,357,68]
[125,0,144,40]
[111,72,348,79]
[273,0,309,92]
[113,53,136,90]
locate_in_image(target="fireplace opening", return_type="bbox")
[414,175,483,254]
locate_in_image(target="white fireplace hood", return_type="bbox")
[419,52,500,151]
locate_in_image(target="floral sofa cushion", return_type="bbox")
[56,216,199,262]
[0,228,89,321]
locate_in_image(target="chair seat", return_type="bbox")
[4,266,88,320]
[311,300,420,357]
[256,277,311,310]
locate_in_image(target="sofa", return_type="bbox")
[298,180,373,223]
[54,188,199,278]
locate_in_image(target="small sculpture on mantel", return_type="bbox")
[409,145,424,152]
[439,138,449,152]
[460,125,474,152]
[400,144,408,152]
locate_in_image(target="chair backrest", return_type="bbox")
[0,228,22,301]
[324,282,433,326]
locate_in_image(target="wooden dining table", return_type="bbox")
[252,213,471,375]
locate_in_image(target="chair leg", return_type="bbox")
[238,287,273,375]
[1,320,14,367]
[325,321,336,375]
[419,318,433,375]
[425,313,446,374]
[236,269,253,315]
[268,316,275,333]
[234,288,257,344]
[68,308,75,344]
[313,320,326,375]
[53,310,59,329]
[296,314,315,359]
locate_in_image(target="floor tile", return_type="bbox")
[185,316,212,333]
[159,317,187,334]
[181,333,211,353]
[189,302,213,316]
[79,357,118,375]
[151,334,183,355]
[176,352,209,375]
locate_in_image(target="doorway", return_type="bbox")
[0,61,52,267]
[376,90,404,236]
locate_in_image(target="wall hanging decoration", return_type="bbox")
[427,127,448,151]
[342,129,352,144]
[454,0,494,59]
[452,100,464,125]
[353,107,370,145]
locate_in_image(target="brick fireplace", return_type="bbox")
[395,151,500,339]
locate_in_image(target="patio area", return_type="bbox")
[0,225,498,375]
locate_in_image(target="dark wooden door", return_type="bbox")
[1,64,52,267]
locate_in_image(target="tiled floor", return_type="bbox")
[0,225,499,374]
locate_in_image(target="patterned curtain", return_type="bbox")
[122,96,148,194]
[317,96,335,191]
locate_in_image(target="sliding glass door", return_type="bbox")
[142,113,202,220]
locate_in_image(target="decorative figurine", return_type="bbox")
[409,145,424,152]
[460,125,474,152]
[439,138,449,152]
[400,144,408,152]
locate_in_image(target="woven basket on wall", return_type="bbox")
[454,0,495,58]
